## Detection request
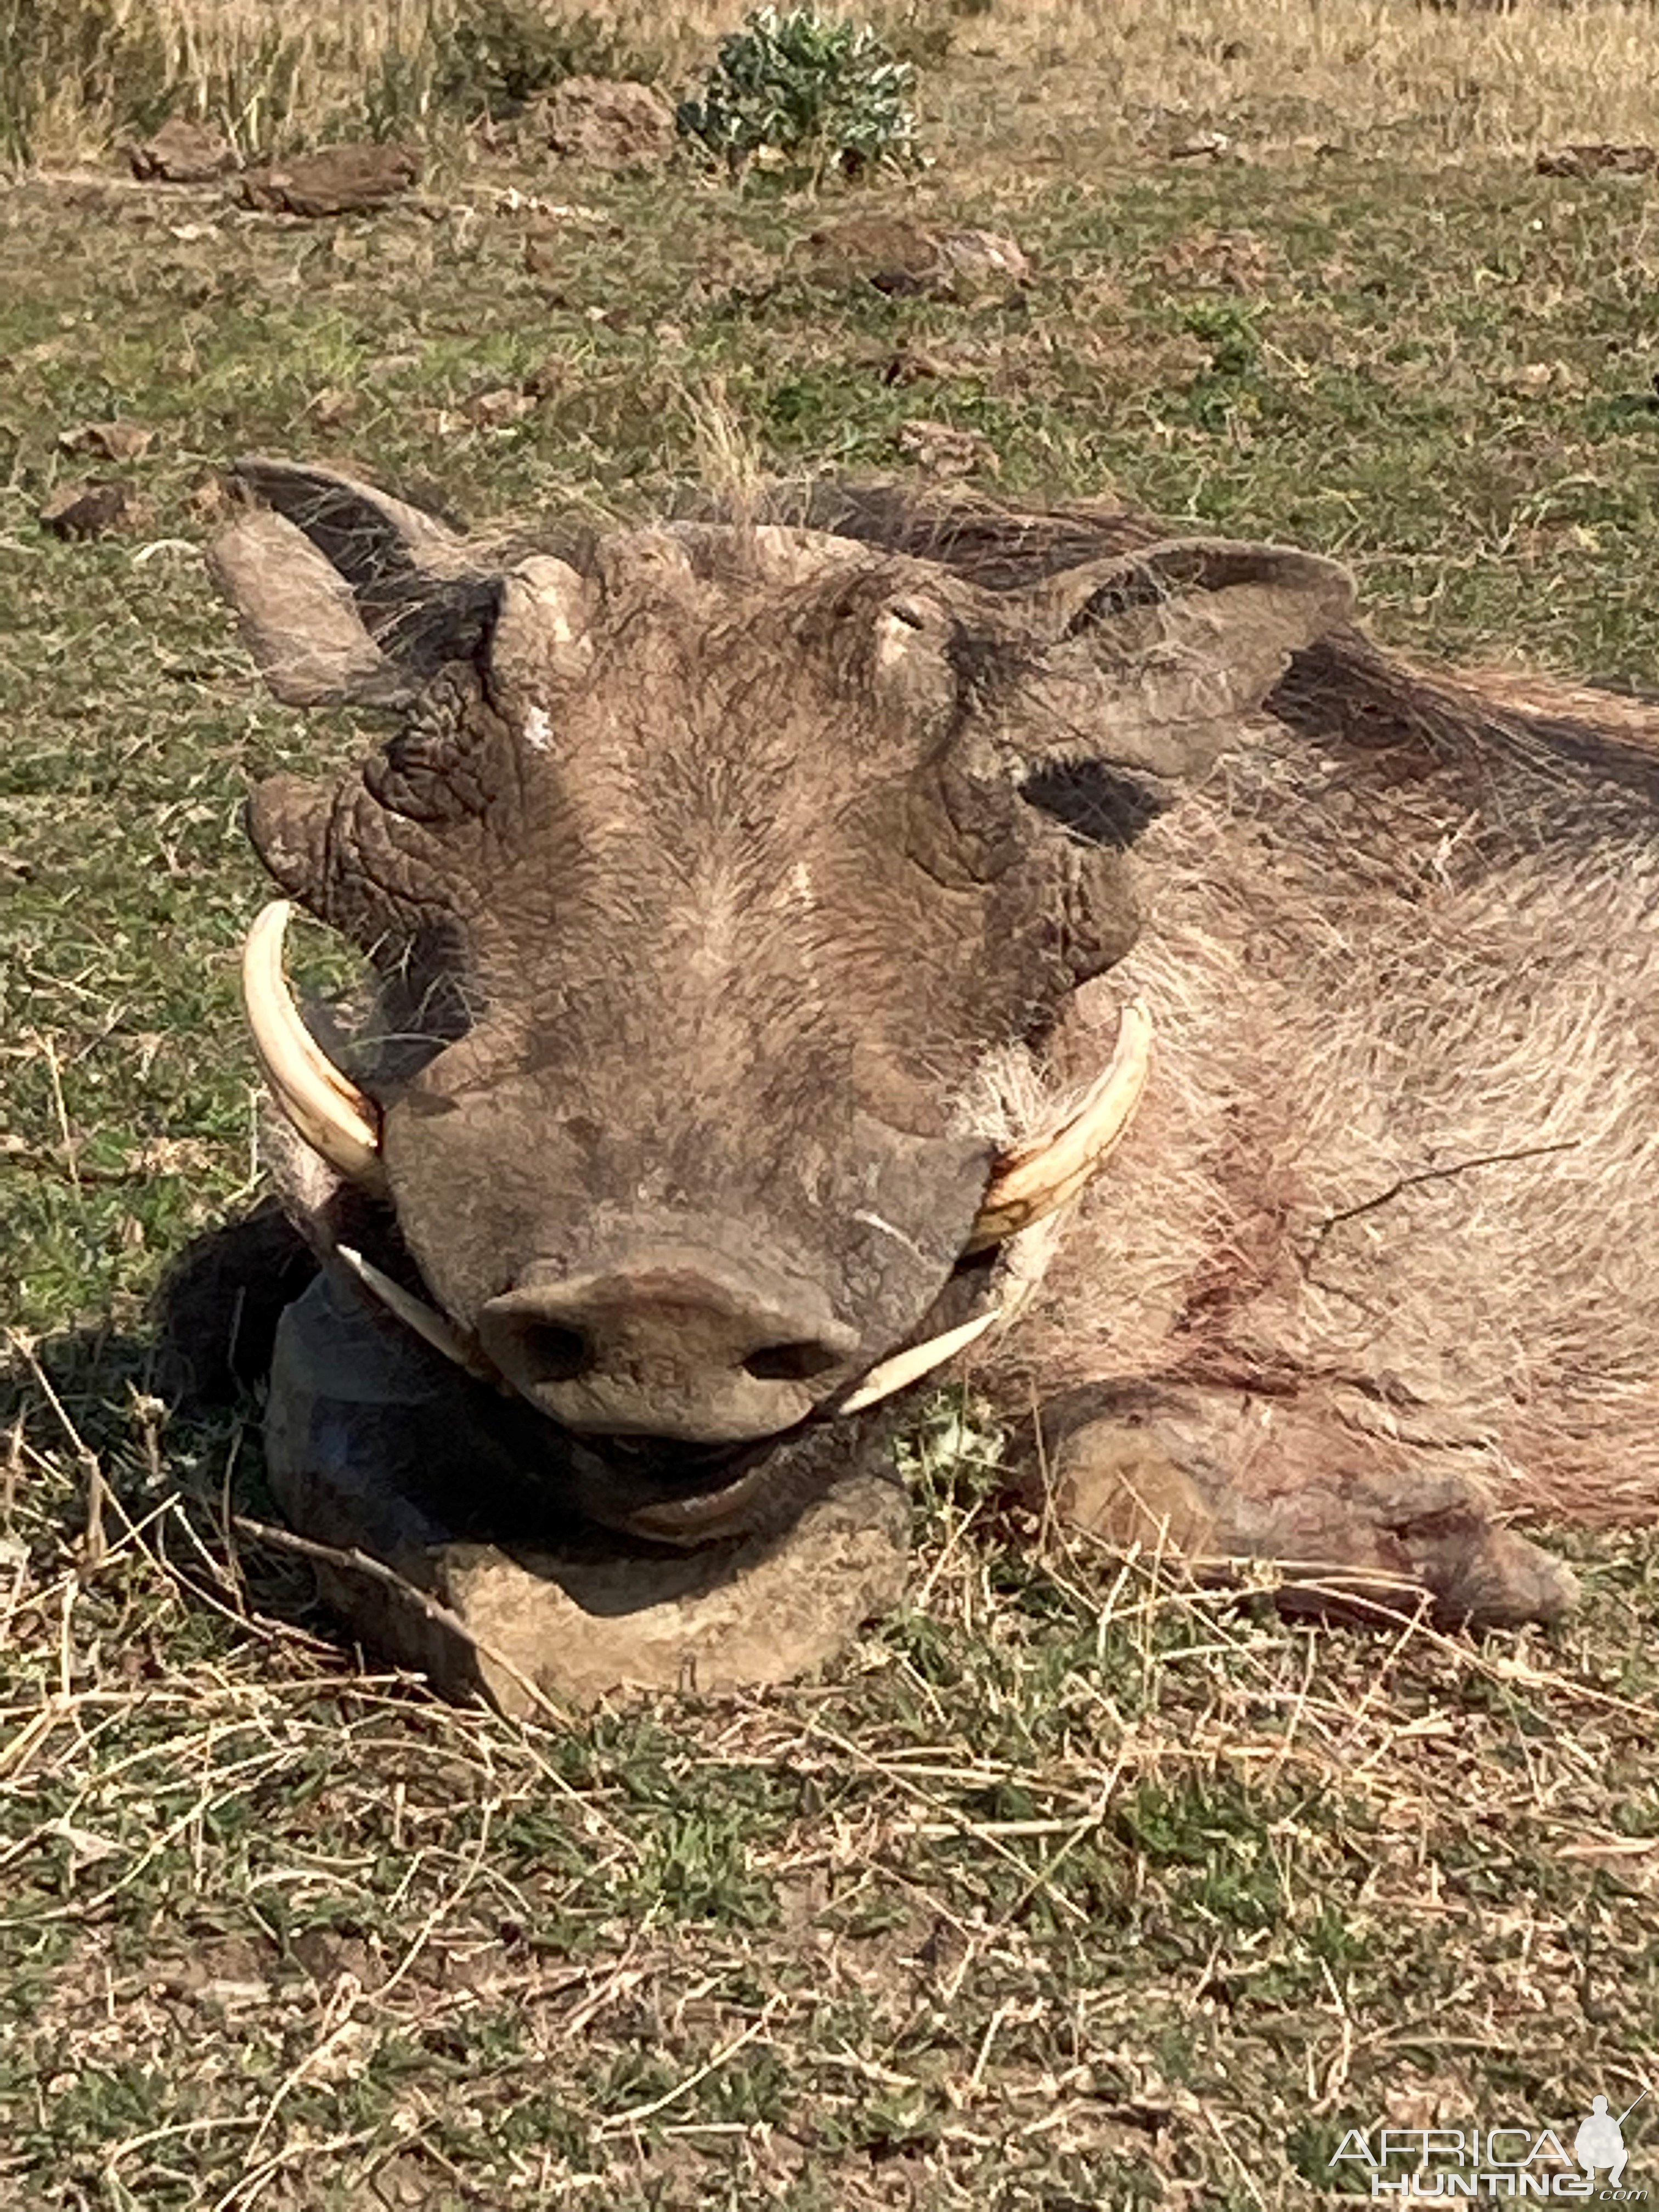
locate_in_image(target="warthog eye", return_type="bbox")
[1063,564,1167,636]
[1020,760,1170,850]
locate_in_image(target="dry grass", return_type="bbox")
[960,0,1659,160]
[11,0,1659,166]
[3,1387,1657,2207]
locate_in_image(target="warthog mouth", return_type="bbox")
[586,1438,775,1542]
[242,899,1153,1491]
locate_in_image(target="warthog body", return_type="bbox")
[200,462,1659,1631]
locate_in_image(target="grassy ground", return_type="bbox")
[3,4,1659,2203]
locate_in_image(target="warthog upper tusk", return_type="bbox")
[966,1001,1152,1252]
[242,900,385,1190]
[334,1245,501,1383]
[836,1307,1003,1415]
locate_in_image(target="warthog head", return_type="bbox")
[215,462,1351,1541]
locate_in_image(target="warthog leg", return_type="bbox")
[1040,1384,1579,1630]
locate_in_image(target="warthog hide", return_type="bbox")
[189,461,1659,1637]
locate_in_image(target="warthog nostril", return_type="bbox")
[477,1246,862,1442]
[743,1340,848,1383]
[514,1321,589,1384]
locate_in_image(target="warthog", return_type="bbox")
[198,459,1659,1636]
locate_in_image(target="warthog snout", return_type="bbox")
[477,1245,863,1443]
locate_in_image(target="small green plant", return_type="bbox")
[676,6,923,181]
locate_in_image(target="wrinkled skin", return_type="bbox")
[191,461,1658,1624]
[212,460,1346,1546]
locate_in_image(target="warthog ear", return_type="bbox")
[997,538,1356,781]
[209,458,502,707]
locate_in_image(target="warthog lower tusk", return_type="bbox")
[966,1001,1152,1252]
[836,1308,1003,1415]
[334,1245,500,1383]
[242,906,1147,1424]
[242,900,385,1190]
[340,1223,1002,1418]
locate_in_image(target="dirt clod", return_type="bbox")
[801,217,1030,298]
[1536,142,1657,177]
[895,418,1000,477]
[59,421,154,462]
[542,77,676,169]
[126,119,238,183]
[38,481,129,539]
[241,143,422,218]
